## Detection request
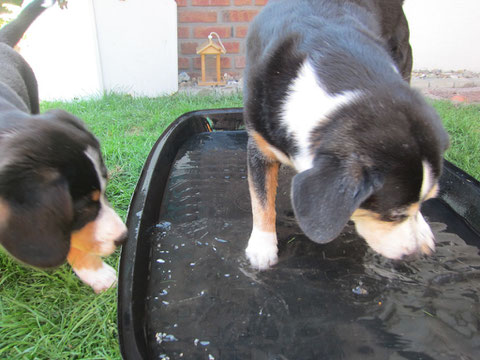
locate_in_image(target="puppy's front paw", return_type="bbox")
[246,229,278,270]
[73,261,117,294]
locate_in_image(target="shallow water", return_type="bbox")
[145,131,480,360]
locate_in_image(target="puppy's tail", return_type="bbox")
[0,0,56,47]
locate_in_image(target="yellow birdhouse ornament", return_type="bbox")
[196,32,227,86]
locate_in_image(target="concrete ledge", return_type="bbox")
[412,77,480,90]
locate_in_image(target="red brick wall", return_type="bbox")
[176,0,268,80]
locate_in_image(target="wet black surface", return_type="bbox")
[143,131,480,360]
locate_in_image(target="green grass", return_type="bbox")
[431,101,480,180]
[0,93,478,359]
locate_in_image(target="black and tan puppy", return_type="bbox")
[243,0,449,269]
[0,0,127,292]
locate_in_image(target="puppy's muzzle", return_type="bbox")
[114,230,128,246]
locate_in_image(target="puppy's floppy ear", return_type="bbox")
[0,171,73,268]
[292,156,383,244]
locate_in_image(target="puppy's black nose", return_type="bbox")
[115,231,128,246]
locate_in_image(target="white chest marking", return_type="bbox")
[281,61,361,172]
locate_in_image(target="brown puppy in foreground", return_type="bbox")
[0,0,127,292]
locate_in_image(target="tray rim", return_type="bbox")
[118,108,242,359]
[117,108,480,359]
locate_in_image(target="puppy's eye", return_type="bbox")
[392,214,408,222]
[382,212,408,223]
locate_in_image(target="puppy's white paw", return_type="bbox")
[246,228,278,270]
[246,244,278,270]
[73,261,117,294]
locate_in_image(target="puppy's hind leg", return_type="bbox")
[246,137,280,270]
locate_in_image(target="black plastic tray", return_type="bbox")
[118,109,480,360]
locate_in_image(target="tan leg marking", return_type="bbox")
[251,131,293,166]
[248,161,280,233]
[251,132,277,161]
[246,152,280,269]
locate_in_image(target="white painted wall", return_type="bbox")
[19,0,102,100]
[18,0,178,100]
[92,0,178,97]
[404,0,480,72]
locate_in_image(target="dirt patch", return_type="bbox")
[421,87,480,103]
[412,70,480,103]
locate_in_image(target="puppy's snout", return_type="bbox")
[354,210,436,260]
[114,230,128,246]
